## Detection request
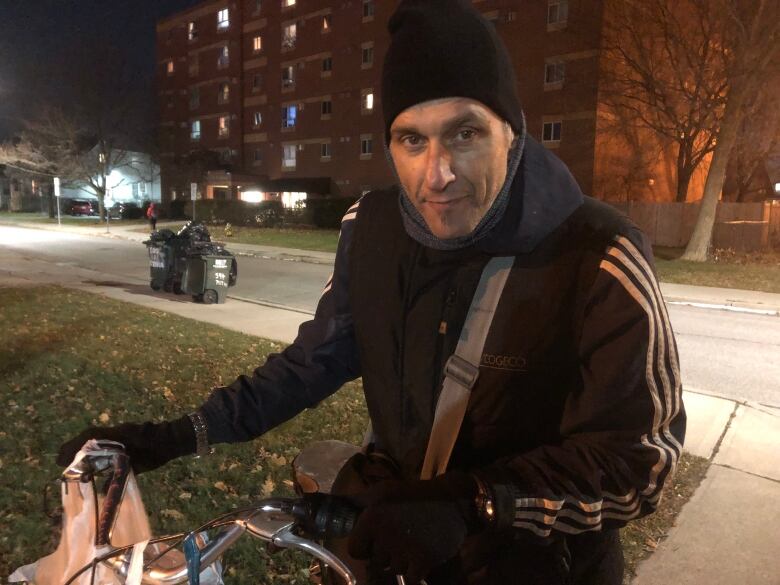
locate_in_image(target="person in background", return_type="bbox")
[146,202,158,231]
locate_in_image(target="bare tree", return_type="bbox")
[726,83,779,202]
[601,0,726,203]
[0,108,133,219]
[681,0,780,260]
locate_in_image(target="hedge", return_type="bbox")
[169,197,358,230]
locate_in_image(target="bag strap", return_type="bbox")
[420,256,515,480]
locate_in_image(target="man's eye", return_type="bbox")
[457,129,476,141]
[402,135,422,146]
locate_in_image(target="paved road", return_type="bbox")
[0,225,330,313]
[2,224,778,406]
[668,304,780,407]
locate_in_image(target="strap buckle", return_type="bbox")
[443,354,480,391]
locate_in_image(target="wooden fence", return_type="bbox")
[607,200,780,251]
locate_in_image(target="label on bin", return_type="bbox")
[214,259,229,269]
[149,248,166,269]
[214,271,228,287]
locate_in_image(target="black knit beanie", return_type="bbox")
[381,0,524,142]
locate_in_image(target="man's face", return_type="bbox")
[389,97,515,240]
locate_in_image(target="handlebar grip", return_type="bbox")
[289,493,360,540]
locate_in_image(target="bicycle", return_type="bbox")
[31,442,422,585]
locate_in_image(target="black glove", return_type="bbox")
[347,471,480,583]
[56,415,197,474]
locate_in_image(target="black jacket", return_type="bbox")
[200,135,685,544]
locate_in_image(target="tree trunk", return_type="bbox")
[681,86,747,261]
[97,191,105,220]
[676,169,693,203]
[675,143,693,202]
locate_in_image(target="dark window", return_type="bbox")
[322,57,333,72]
[321,100,332,115]
[542,121,562,142]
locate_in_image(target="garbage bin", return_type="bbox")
[182,250,237,304]
[144,229,176,292]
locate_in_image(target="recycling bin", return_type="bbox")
[182,252,237,304]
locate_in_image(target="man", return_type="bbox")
[59,1,685,583]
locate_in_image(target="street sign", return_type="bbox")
[53,177,61,197]
[191,183,198,200]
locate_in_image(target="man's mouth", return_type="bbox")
[425,195,467,209]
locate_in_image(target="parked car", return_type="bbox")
[107,201,144,220]
[68,199,97,216]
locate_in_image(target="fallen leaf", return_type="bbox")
[214,481,229,492]
[98,412,110,424]
[160,509,184,520]
[261,476,275,498]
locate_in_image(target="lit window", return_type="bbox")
[218,46,229,68]
[362,0,375,19]
[547,0,568,25]
[321,100,332,116]
[362,45,374,67]
[98,153,106,164]
[190,87,200,109]
[362,91,374,112]
[217,8,230,29]
[361,136,373,156]
[253,111,263,126]
[219,116,230,137]
[542,121,562,142]
[282,0,296,6]
[282,66,295,88]
[253,36,263,52]
[282,23,297,50]
[544,61,565,85]
[218,83,230,103]
[252,73,263,90]
[282,144,297,168]
[321,143,331,159]
[322,14,332,31]
[191,120,201,140]
[166,60,174,75]
[282,105,297,128]
[322,57,332,72]
[188,21,198,41]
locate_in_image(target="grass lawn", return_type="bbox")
[1,286,707,583]
[0,211,148,227]
[136,223,341,253]
[654,247,780,294]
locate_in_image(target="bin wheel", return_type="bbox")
[203,289,218,305]
[173,281,183,295]
[150,280,161,291]
[163,280,174,293]
[192,294,203,303]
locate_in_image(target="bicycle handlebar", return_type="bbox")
[66,445,358,585]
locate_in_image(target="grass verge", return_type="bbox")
[654,248,780,294]
[1,286,707,583]
[0,211,147,227]
[621,453,710,582]
[136,223,341,253]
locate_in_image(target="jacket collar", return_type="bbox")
[478,135,584,255]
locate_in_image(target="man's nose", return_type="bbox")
[424,144,456,191]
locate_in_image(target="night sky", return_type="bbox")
[0,0,204,140]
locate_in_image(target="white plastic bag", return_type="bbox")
[9,440,151,585]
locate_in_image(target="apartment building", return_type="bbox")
[157,0,675,208]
